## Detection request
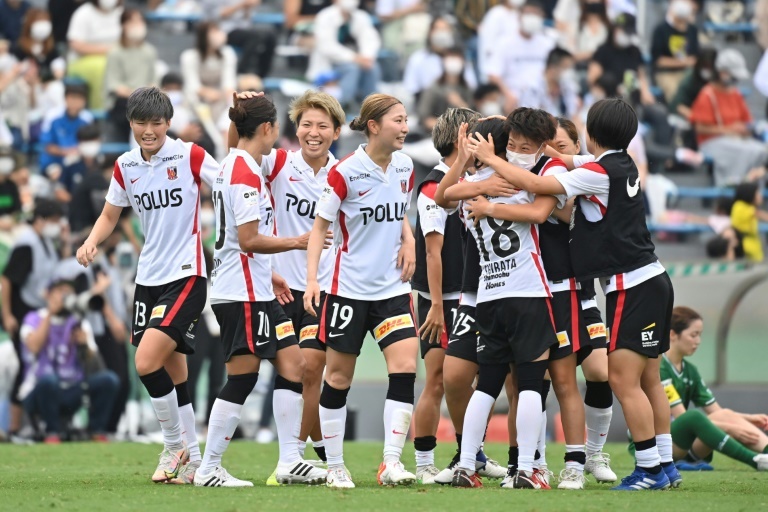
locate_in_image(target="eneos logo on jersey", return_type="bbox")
[275,321,295,340]
[300,325,318,343]
[150,305,166,320]
[587,323,606,339]
[374,314,414,342]
[557,331,570,348]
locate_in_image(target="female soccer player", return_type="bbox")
[256,91,346,476]
[77,87,217,483]
[304,93,418,488]
[468,98,678,491]
[196,93,327,487]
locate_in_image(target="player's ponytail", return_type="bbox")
[229,94,277,139]
[670,306,702,335]
[349,93,402,137]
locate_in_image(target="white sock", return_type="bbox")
[383,399,413,463]
[585,404,612,456]
[535,409,547,468]
[178,403,201,463]
[200,399,242,475]
[150,389,183,450]
[274,388,304,465]
[415,449,434,467]
[635,444,661,469]
[319,405,346,467]
[656,433,673,464]
[565,444,586,472]
[298,439,307,459]
[516,390,543,473]
[459,391,496,473]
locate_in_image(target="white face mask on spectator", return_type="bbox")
[42,222,61,240]
[126,23,147,42]
[560,67,577,84]
[443,57,464,76]
[480,101,503,117]
[614,30,632,48]
[30,20,52,41]
[0,157,14,175]
[79,141,101,159]
[99,0,119,10]
[338,0,360,13]
[670,0,693,21]
[166,90,184,107]
[520,14,544,36]
[430,30,454,50]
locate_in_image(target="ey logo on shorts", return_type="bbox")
[300,325,318,343]
[374,314,414,342]
[276,321,295,340]
[662,378,681,405]
[557,331,570,348]
[150,305,167,320]
[587,323,606,339]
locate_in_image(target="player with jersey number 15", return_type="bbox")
[304,93,418,488]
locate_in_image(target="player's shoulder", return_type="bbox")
[541,157,568,176]
[329,150,359,176]
[116,147,143,170]
[392,151,414,171]
[229,153,262,189]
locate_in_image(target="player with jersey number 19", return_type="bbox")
[76,87,217,484]
[196,93,327,488]
[304,93,418,489]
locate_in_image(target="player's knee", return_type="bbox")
[476,363,509,398]
[551,371,578,397]
[517,360,548,394]
[134,352,161,377]
[275,374,304,395]
[302,357,324,386]
[325,370,352,391]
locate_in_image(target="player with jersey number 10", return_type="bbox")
[304,93,418,489]
[76,86,219,484]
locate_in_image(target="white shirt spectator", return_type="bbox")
[179,45,238,103]
[478,5,520,82]
[375,0,422,17]
[307,4,381,81]
[66,3,123,60]
[754,49,768,97]
[403,49,478,96]
[517,75,580,118]
[486,30,556,100]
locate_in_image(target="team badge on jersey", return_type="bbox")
[401,180,408,193]
[167,166,178,180]
[373,314,414,342]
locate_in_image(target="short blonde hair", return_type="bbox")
[289,90,346,129]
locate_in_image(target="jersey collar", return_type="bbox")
[292,149,337,180]
[595,149,623,162]
[356,144,391,183]
[434,159,450,173]
[143,136,179,163]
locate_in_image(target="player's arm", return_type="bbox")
[435,122,474,209]
[703,402,722,415]
[398,215,415,282]
[443,174,519,201]
[421,232,445,343]
[77,202,123,268]
[237,221,308,254]
[465,194,558,225]
[670,403,687,420]
[543,145,577,170]
[304,215,332,317]
[553,197,575,223]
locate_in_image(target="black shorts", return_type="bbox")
[417,295,459,358]
[549,289,593,364]
[212,299,299,362]
[581,304,607,350]
[318,293,417,356]
[281,289,326,352]
[606,272,674,358]
[476,297,558,365]
[445,304,479,364]
[132,276,207,354]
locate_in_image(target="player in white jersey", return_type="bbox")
[304,94,418,489]
[260,92,346,477]
[77,87,216,483]
[196,93,327,488]
[442,117,559,490]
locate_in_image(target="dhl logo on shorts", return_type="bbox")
[587,323,606,339]
[275,321,295,340]
[374,314,414,342]
[300,325,318,343]
[556,331,570,348]
[150,305,166,320]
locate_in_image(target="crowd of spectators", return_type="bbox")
[0,0,767,442]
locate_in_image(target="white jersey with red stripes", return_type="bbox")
[464,166,551,303]
[106,137,217,286]
[262,148,337,292]
[316,144,414,301]
[210,148,275,303]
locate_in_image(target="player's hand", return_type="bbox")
[747,414,768,430]
[295,231,311,250]
[233,90,265,106]
[323,230,333,249]
[304,279,321,317]
[456,123,473,169]
[465,195,493,226]
[2,313,18,336]
[420,303,445,345]
[397,237,416,282]
[76,241,98,268]
[481,173,519,198]
[467,131,496,165]
[272,272,293,305]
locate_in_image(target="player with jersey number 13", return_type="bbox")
[304,93,419,488]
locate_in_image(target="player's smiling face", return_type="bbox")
[673,318,703,356]
[297,108,340,161]
[131,118,170,157]
[373,103,409,151]
[553,126,580,155]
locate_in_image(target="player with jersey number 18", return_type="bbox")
[76,87,218,484]
[304,93,418,489]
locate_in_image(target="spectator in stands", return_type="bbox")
[376,0,430,61]
[555,0,610,64]
[473,83,504,117]
[670,47,717,120]
[518,46,580,119]
[478,0,521,82]
[201,0,277,78]
[1,199,65,440]
[705,196,742,261]
[11,8,63,79]
[403,16,477,101]
[416,47,474,132]
[39,83,93,174]
[690,49,768,186]
[453,0,496,40]
[0,0,31,46]
[0,149,22,229]
[49,0,84,46]
[308,0,381,108]
[69,152,112,235]
[180,21,237,120]
[284,0,333,52]
[67,0,123,110]
[0,52,34,150]
[19,278,119,443]
[485,1,556,111]
[588,12,655,106]
[651,0,699,104]
[731,181,768,262]
[159,72,218,158]
[59,123,100,195]
[104,9,156,143]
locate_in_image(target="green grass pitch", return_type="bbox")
[2,442,767,511]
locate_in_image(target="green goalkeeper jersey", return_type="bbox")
[660,354,717,410]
